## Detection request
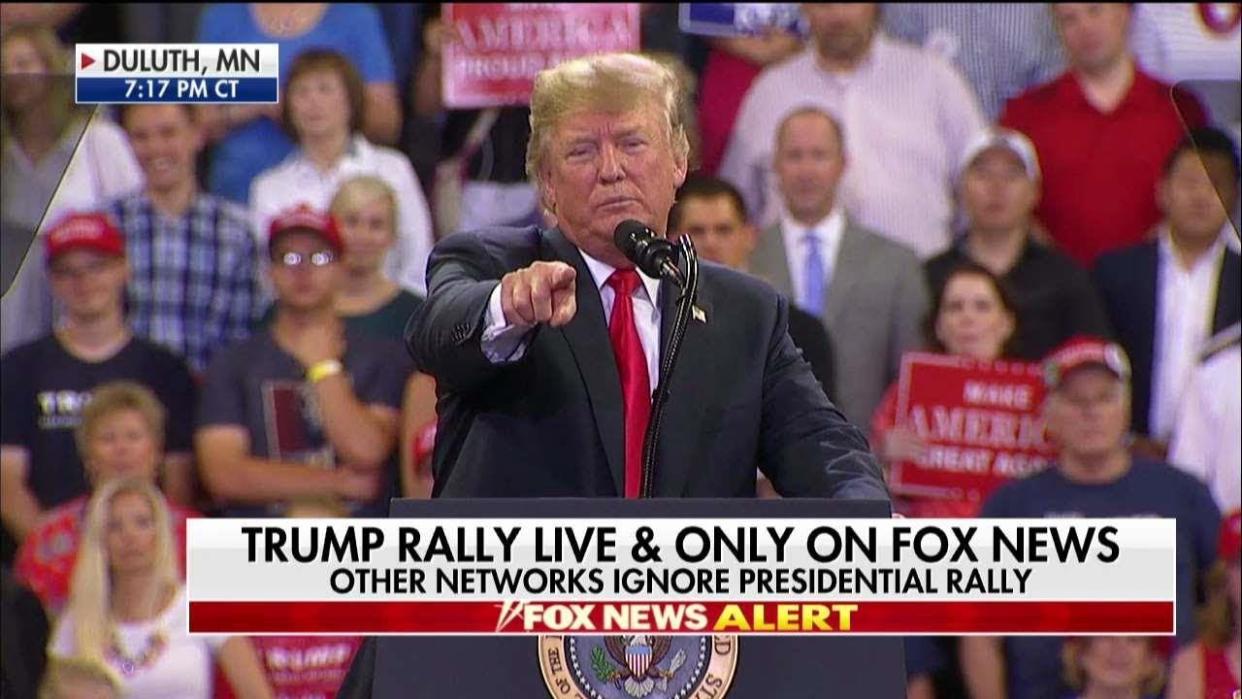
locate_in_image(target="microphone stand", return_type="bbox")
[640,236,699,497]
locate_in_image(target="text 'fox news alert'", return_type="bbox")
[75,43,279,104]
[185,518,1177,636]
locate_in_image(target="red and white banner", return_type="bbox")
[892,353,1057,501]
[186,518,1176,636]
[442,4,641,108]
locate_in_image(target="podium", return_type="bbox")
[355,498,906,699]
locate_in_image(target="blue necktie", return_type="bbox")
[801,232,825,318]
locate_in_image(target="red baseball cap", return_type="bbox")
[1043,336,1131,390]
[44,212,125,265]
[1220,510,1241,562]
[268,204,345,256]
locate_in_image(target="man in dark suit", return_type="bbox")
[407,53,886,501]
[1093,127,1241,450]
[668,174,836,400]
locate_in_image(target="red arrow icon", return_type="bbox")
[80,53,95,70]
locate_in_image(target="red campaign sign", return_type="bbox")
[443,4,642,109]
[891,353,1057,502]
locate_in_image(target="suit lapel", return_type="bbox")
[751,225,794,297]
[1136,244,1160,390]
[654,274,715,496]
[825,224,863,327]
[1213,251,1241,333]
[542,229,625,494]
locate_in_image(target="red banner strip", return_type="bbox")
[189,600,1173,635]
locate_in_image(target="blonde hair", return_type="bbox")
[55,478,180,666]
[39,656,121,699]
[330,175,398,226]
[74,381,166,458]
[1061,637,1165,696]
[0,25,87,153]
[525,52,690,205]
[644,51,700,171]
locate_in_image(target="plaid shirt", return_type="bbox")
[110,192,266,374]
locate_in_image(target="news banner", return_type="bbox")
[75,43,279,103]
[187,518,1176,636]
[79,41,1178,646]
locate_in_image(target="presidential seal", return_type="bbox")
[539,635,739,699]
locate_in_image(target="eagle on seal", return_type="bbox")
[603,635,685,698]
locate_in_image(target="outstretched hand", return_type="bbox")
[500,261,578,328]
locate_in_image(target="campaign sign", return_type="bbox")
[891,353,1056,502]
[443,4,641,109]
[678,3,804,37]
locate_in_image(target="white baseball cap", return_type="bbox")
[958,128,1041,182]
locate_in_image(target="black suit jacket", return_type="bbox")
[1093,241,1241,435]
[406,227,887,500]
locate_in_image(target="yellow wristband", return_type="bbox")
[307,359,344,383]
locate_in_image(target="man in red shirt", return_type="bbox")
[1000,3,1206,267]
[14,382,196,615]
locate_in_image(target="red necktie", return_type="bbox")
[607,270,651,499]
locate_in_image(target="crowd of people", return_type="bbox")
[0,3,1239,698]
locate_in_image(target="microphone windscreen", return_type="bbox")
[613,219,651,260]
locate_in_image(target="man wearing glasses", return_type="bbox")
[196,206,411,519]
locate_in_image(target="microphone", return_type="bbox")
[612,220,686,288]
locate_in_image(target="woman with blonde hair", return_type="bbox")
[49,478,272,698]
[330,175,436,499]
[330,175,423,335]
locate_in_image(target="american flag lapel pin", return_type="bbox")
[692,305,707,323]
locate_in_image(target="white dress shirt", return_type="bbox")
[780,206,847,310]
[1150,228,1226,439]
[250,135,435,294]
[719,35,987,258]
[483,252,662,388]
[1169,335,1241,511]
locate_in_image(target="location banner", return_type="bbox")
[75,43,279,104]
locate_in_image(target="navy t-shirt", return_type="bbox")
[980,458,1220,699]
[0,335,197,507]
[197,327,411,518]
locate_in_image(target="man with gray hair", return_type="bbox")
[407,53,886,501]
